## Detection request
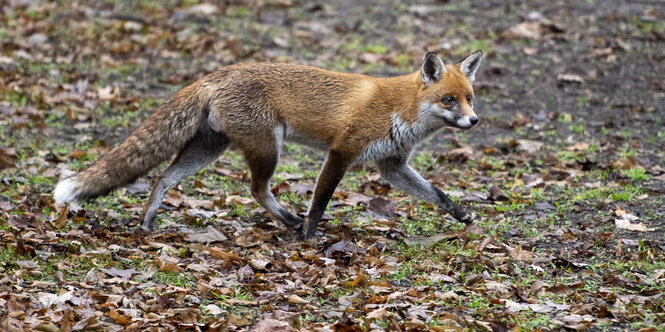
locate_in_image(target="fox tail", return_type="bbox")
[54,82,210,203]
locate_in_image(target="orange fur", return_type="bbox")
[54,51,483,238]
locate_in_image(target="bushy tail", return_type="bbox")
[54,82,210,203]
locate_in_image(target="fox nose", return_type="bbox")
[469,116,478,125]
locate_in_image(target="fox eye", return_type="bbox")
[466,95,473,103]
[442,96,455,104]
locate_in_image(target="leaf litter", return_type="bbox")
[0,0,664,331]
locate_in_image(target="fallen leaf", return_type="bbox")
[225,195,255,208]
[106,310,132,326]
[324,240,366,257]
[271,181,291,195]
[515,139,543,153]
[566,142,588,151]
[186,3,219,15]
[125,181,151,194]
[535,202,556,210]
[403,234,446,248]
[509,244,534,262]
[187,208,216,219]
[156,254,181,272]
[435,291,459,302]
[553,314,594,330]
[366,307,392,319]
[488,185,508,201]
[38,291,73,308]
[97,85,121,100]
[530,280,550,295]
[367,196,396,218]
[208,247,245,266]
[443,146,473,162]
[236,264,255,283]
[249,259,272,271]
[185,225,228,243]
[287,294,309,304]
[0,149,16,170]
[504,300,529,312]
[615,218,654,232]
[100,267,138,279]
[55,205,68,228]
[17,260,39,269]
[338,191,372,206]
[253,319,295,332]
[203,304,224,315]
[612,157,642,170]
[292,183,314,196]
[183,197,214,209]
[186,264,209,273]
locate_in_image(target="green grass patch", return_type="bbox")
[610,184,643,202]
[622,168,650,181]
[153,271,197,287]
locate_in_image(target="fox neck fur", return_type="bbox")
[54,51,483,238]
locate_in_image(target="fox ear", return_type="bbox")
[459,50,483,82]
[421,52,445,86]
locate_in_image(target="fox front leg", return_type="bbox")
[302,150,353,238]
[376,154,473,223]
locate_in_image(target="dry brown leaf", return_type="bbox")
[203,304,223,315]
[515,139,543,153]
[366,307,392,320]
[0,149,16,170]
[228,313,251,326]
[566,142,589,151]
[182,197,214,209]
[349,269,367,288]
[225,195,255,208]
[185,225,228,243]
[615,218,654,232]
[55,205,68,229]
[156,254,181,272]
[105,310,131,326]
[253,318,296,332]
[509,244,534,262]
[553,314,594,330]
[208,247,245,266]
[403,234,446,248]
[612,157,642,170]
[367,196,396,218]
[287,294,309,305]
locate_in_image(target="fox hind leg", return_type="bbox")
[239,135,304,230]
[140,124,229,230]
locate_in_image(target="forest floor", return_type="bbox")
[0,0,664,331]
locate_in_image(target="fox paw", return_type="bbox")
[456,211,475,224]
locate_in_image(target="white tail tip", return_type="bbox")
[54,177,81,203]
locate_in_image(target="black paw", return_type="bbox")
[455,210,475,224]
[281,212,305,231]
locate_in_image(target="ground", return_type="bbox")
[0,0,664,331]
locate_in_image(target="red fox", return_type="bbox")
[54,51,482,238]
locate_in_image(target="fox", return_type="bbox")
[54,51,483,238]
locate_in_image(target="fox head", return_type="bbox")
[418,51,483,130]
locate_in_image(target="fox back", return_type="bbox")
[54,51,483,237]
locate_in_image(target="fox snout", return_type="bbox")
[454,114,479,129]
[446,103,478,129]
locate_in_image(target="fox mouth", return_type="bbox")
[440,116,474,130]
